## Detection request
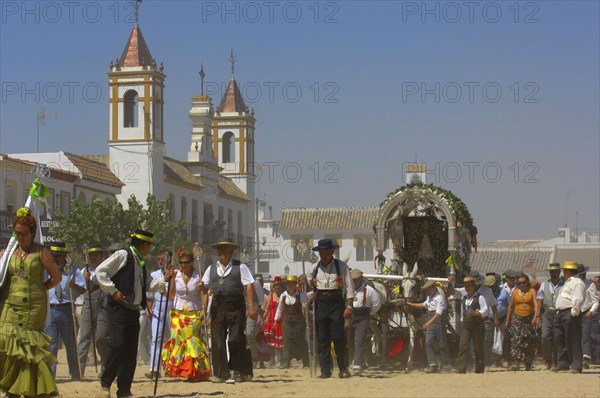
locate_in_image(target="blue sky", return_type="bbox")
[1,0,599,245]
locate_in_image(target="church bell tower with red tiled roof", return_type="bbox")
[107,11,166,202]
[213,50,256,198]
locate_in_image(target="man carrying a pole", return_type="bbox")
[78,242,106,377]
[96,229,173,398]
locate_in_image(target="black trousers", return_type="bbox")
[100,302,140,394]
[541,309,557,365]
[455,317,485,373]
[554,309,583,371]
[315,292,347,376]
[210,297,253,379]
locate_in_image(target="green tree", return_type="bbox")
[52,194,186,266]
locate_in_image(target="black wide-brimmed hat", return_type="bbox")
[312,239,338,251]
[130,229,156,244]
[547,263,561,271]
[210,237,239,248]
[49,242,69,253]
[577,263,589,275]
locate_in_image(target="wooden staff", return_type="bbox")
[64,263,83,381]
[311,290,318,377]
[153,251,174,397]
[150,253,168,385]
[82,244,98,373]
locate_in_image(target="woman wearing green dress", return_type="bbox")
[0,208,62,397]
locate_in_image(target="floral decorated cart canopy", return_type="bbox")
[374,183,477,278]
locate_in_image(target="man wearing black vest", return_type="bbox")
[535,262,564,369]
[309,239,355,379]
[201,238,257,384]
[96,229,172,398]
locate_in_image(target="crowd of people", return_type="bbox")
[0,209,598,398]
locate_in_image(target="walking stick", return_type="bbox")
[153,251,173,398]
[304,299,313,377]
[150,252,168,383]
[64,263,84,381]
[83,245,99,373]
[312,290,318,376]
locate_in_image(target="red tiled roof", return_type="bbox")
[119,25,154,68]
[217,77,247,113]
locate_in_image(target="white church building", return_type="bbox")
[7,23,258,267]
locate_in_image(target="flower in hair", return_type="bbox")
[16,207,30,217]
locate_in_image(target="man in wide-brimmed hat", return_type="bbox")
[449,270,499,366]
[201,237,257,383]
[451,274,488,374]
[77,241,108,377]
[577,263,599,369]
[405,279,449,373]
[46,241,86,380]
[553,261,586,373]
[485,273,510,368]
[347,268,381,372]
[534,263,564,369]
[502,269,518,295]
[309,239,355,379]
[96,228,174,397]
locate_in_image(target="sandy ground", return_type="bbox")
[53,349,600,398]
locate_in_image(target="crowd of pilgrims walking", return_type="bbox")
[1,209,599,397]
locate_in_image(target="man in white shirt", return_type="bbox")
[535,262,564,370]
[406,279,449,373]
[578,265,599,369]
[450,275,488,374]
[449,271,498,366]
[553,261,587,373]
[96,229,171,398]
[201,238,257,383]
[348,269,381,371]
[309,239,355,379]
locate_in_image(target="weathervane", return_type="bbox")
[229,49,236,77]
[199,64,205,95]
[134,0,142,24]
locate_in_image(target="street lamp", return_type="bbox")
[255,198,266,273]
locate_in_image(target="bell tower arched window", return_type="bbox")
[222,131,235,163]
[124,90,139,128]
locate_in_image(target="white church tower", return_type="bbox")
[108,22,166,202]
[188,64,216,165]
[213,51,256,201]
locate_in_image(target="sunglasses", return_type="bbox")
[179,260,193,265]
[14,230,31,237]
[518,281,528,285]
